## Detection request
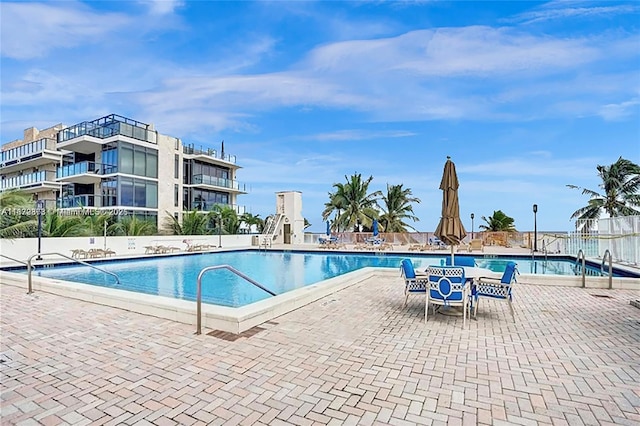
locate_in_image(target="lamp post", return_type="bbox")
[470,213,474,240]
[533,204,538,252]
[36,200,44,260]
[217,214,223,248]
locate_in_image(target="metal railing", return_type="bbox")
[575,249,586,288]
[195,265,275,335]
[601,249,613,289]
[26,252,120,294]
[1,254,27,265]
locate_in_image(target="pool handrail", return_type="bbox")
[1,254,27,266]
[601,249,613,289]
[26,252,121,294]
[196,264,276,335]
[576,249,586,288]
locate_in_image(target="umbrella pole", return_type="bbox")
[451,244,455,265]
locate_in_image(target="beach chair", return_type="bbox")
[469,239,484,252]
[473,262,518,321]
[426,266,469,327]
[71,249,88,259]
[400,259,428,307]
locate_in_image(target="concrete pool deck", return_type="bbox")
[2,271,639,425]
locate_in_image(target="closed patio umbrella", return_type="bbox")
[372,219,379,237]
[326,221,331,236]
[434,156,467,264]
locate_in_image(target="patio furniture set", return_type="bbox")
[400,257,518,327]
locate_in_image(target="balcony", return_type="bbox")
[183,145,237,165]
[190,203,246,215]
[1,170,59,193]
[188,174,247,193]
[57,162,117,184]
[57,114,157,153]
[0,138,61,174]
[57,194,103,209]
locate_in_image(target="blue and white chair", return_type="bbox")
[444,256,476,267]
[426,266,469,327]
[473,261,518,321]
[400,259,427,307]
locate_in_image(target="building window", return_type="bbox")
[174,184,179,207]
[174,154,179,179]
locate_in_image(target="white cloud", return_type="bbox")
[140,0,184,16]
[509,3,640,25]
[598,98,640,121]
[0,2,131,59]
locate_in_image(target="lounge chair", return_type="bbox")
[426,266,469,327]
[472,261,518,321]
[87,249,105,258]
[71,249,88,259]
[468,239,484,252]
[102,248,116,257]
[400,259,428,307]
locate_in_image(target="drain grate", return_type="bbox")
[591,294,613,298]
[207,326,267,341]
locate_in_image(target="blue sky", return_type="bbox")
[1,1,639,233]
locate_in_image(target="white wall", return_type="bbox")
[0,234,253,266]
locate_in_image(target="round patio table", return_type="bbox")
[437,266,499,316]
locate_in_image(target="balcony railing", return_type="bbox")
[57,195,103,209]
[57,162,117,179]
[58,114,156,144]
[183,145,237,164]
[1,171,57,190]
[190,203,246,215]
[191,174,246,191]
[1,138,58,165]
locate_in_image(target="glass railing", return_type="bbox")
[58,114,155,144]
[1,138,58,164]
[183,145,236,164]
[1,171,57,190]
[57,195,102,209]
[190,203,246,215]
[191,174,246,191]
[57,162,117,179]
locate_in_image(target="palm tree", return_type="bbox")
[0,189,37,238]
[240,212,264,233]
[479,210,516,232]
[322,173,382,232]
[42,211,89,237]
[164,210,209,235]
[112,216,156,236]
[83,211,112,236]
[210,205,240,234]
[567,157,640,226]
[379,184,421,233]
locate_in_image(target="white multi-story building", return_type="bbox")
[1,114,247,228]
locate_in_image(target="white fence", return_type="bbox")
[570,216,640,265]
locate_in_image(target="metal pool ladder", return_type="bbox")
[196,264,276,335]
[601,249,613,289]
[575,249,586,288]
[26,252,121,294]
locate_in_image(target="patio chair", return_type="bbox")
[426,266,469,327]
[400,259,428,307]
[71,249,88,259]
[472,261,518,321]
[469,239,484,252]
[444,256,476,267]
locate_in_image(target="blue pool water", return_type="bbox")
[22,251,634,307]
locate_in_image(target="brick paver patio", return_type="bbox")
[2,277,639,425]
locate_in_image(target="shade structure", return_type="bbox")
[434,157,467,263]
[326,221,331,236]
[372,219,379,237]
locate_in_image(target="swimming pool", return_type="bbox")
[23,251,634,307]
